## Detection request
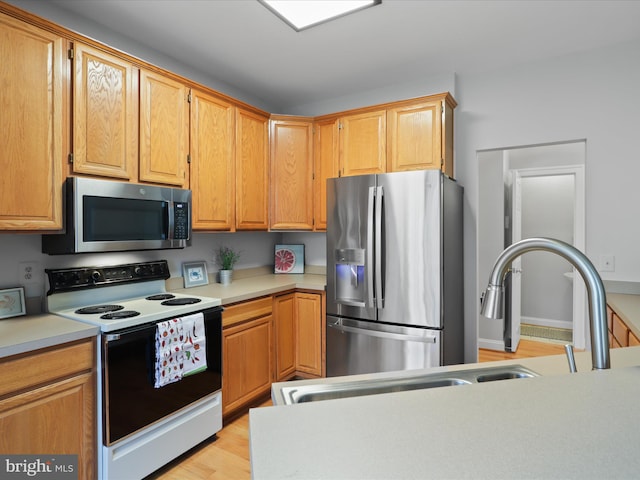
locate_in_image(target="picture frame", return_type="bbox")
[274,244,305,274]
[0,287,27,320]
[182,261,209,288]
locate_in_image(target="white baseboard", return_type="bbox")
[478,338,505,351]
[521,316,572,330]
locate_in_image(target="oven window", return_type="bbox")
[104,307,222,445]
[83,196,168,241]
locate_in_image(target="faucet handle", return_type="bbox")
[564,344,578,373]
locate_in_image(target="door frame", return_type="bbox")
[510,165,586,349]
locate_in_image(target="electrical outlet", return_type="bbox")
[18,261,41,285]
[600,255,615,272]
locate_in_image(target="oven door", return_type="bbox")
[103,306,222,445]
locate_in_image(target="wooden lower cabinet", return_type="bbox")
[0,338,96,479]
[223,291,325,417]
[295,291,325,377]
[273,292,296,381]
[607,303,640,349]
[222,297,273,417]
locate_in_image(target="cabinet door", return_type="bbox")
[0,372,95,479]
[629,331,640,347]
[0,14,63,230]
[73,42,138,180]
[236,108,269,230]
[139,69,189,187]
[273,293,296,380]
[313,118,339,231]
[295,292,324,377]
[612,313,629,347]
[387,100,442,172]
[190,90,235,230]
[339,109,386,176]
[222,315,273,415]
[270,117,314,230]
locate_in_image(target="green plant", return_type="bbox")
[215,246,241,270]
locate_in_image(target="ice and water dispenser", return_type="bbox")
[334,248,367,307]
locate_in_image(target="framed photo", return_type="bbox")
[0,287,27,320]
[274,244,304,274]
[182,261,209,288]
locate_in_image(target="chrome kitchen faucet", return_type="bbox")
[480,237,610,370]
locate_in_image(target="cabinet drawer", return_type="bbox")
[612,313,629,347]
[0,338,94,397]
[223,296,273,328]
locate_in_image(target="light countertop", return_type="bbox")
[0,270,325,360]
[0,313,99,359]
[250,347,640,479]
[169,269,326,305]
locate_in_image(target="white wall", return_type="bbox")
[520,175,574,323]
[457,38,640,361]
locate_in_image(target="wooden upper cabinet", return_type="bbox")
[0,13,64,230]
[339,109,386,177]
[269,116,314,230]
[313,118,339,231]
[190,89,235,230]
[236,108,269,230]
[72,42,138,180]
[387,93,456,177]
[139,69,189,187]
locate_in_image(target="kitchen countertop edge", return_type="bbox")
[169,273,326,305]
[0,313,99,359]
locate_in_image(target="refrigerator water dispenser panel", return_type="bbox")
[335,249,366,307]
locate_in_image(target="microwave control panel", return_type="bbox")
[173,202,189,239]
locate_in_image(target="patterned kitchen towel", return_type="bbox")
[182,313,207,377]
[154,318,185,388]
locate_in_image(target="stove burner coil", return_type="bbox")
[146,294,176,301]
[75,305,124,315]
[161,298,202,306]
[100,310,141,320]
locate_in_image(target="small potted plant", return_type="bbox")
[215,245,241,285]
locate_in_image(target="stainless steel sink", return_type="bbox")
[277,365,539,405]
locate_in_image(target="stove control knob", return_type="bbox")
[134,266,142,276]
[91,270,102,282]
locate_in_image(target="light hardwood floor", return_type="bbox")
[147,338,567,480]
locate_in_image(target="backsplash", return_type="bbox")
[0,231,327,314]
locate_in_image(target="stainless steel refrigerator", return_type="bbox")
[326,170,463,377]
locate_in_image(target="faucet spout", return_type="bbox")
[480,237,610,370]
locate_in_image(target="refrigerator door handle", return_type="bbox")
[366,186,376,308]
[374,185,384,308]
[327,320,437,344]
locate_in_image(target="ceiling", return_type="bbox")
[44,0,640,112]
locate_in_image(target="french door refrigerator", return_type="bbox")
[326,170,463,377]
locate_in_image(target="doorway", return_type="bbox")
[477,141,586,353]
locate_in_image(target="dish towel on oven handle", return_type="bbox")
[154,318,185,388]
[181,312,207,377]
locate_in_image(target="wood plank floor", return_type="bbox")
[147,338,567,480]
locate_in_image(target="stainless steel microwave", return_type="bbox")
[42,177,192,254]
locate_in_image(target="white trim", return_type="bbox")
[520,315,573,331]
[477,338,505,351]
[510,164,586,349]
